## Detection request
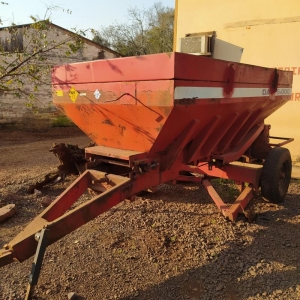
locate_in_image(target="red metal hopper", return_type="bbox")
[51,52,292,162]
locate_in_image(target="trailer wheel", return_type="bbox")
[261,147,292,203]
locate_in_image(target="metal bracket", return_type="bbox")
[202,179,254,221]
[224,64,235,95]
[160,119,200,171]
[270,68,279,94]
[24,227,49,300]
[268,136,294,147]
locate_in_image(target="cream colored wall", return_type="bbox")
[175,0,300,163]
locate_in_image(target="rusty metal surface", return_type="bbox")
[0,157,262,267]
[52,53,292,160]
[202,179,230,211]
[160,119,199,170]
[52,52,292,85]
[223,186,253,222]
[182,162,262,192]
[85,146,142,160]
[1,163,182,265]
[202,180,254,222]
[211,124,265,164]
[7,171,91,262]
[52,87,173,152]
[0,249,14,268]
[269,136,294,147]
[24,228,50,300]
[6,170,131,263]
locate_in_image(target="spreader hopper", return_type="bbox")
[52,52,292,164]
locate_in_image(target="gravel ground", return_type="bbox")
[0,127,300,300]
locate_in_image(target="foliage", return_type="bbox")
[51,116,74,127]
[91,33,111,49]
[92,2,174,56]
[0,5,86,106]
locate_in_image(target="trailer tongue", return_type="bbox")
[0,53,293,294]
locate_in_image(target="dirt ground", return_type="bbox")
[0,127,300,300]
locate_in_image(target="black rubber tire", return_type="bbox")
[261,147,292,203]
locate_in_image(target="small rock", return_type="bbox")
[216,284,224,291]
[250,270,256,276]
[0,204,16,222]
[45,289,51,295]
[68,292,80,300]
[34,189,42,196]
[41,197,52,207]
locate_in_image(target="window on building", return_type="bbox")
[98,50,105,59]
[0,28,24,52]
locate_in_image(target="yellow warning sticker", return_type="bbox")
[69,87,79,103]
[55,90,64,97]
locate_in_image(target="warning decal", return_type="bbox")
[69,87,79,103]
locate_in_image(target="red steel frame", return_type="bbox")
[0,119,293,268]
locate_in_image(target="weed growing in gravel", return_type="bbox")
[211,178,241,202]
[291,178,300,184]
[51,116,74,127]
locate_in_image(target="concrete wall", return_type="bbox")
[174,0,300,163]
[0,24,119,128]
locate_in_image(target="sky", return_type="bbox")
[0,0,175,37]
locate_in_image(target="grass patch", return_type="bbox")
[51,116,74,127]
[290,178,300,184]
[211,178,241,203]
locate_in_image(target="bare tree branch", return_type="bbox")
[0,8,86,107]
